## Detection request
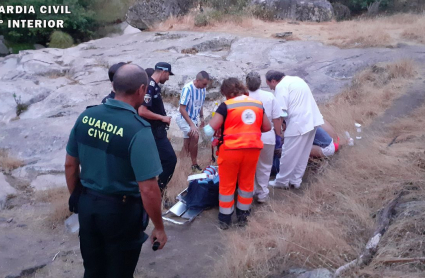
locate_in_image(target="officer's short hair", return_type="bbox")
[145,68,154,79]
[196,71,210,81]
[113,65,148,95]
[265,70,285,82]
[108,62,126,82]
[246,71,261,92]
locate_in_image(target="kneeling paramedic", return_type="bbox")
[203,78,271,229]
[65,64,167,278]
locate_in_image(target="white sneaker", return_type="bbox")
[257,196,269,203]
[291,183,301,189]
[269,179,289,189]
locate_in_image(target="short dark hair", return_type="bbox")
[246,71,261,92]
[220,78,247,98]
[113,65,148,95]
[265,70,285,82]
[108,62,126,82]
[145,68,154,78]
[196,71,210,80]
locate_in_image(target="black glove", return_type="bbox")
[68,185,82,213]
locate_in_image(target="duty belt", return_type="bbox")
[84,187,140,204]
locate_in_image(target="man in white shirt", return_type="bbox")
[177,71,210,173]
[246,72,283,202]
[266,70,324,189]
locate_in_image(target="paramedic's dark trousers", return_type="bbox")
[78,189,145,278]
[155,137,177,193]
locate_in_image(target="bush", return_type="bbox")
[49,31,74,49]
[194,13,210,27]
[204,0,250,12]
[332,2,352,21]
[248,4,276,21]
[13,93,29,116]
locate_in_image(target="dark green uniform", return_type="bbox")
[66,99,162,278]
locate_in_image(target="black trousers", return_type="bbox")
[155,136,177,193]
[78,190,147,278]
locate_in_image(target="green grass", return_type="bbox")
[5,42,35,54]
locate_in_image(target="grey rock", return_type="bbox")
[0,40,10,56]
[0,30,424,181]
[251,0,334,22]
[123,25,141,35]
[126,0,196,30]
[275,32,293,38]
[0,173,16,210]
[33,44,46,50]
[30,174,66,191]
[281,268,333,278]
[297,268,333,278]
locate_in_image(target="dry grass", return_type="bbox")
[0,149,24,173]
[35,187,71,230]
[320,59,416,137]
[213,60,424,277]
[327,13,425,48]
[153,13,425,48]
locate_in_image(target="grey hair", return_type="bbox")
[246,71,261,92]
[265,70,285,82]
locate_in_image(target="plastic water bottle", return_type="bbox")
[355,123,362,140]
[65,213,80,233]
[345,131,354,146]
[211,102,219,117]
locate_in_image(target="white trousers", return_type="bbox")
[254,144,275,199]
[275,128,317,188]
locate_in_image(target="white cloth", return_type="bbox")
[248,89,282,145]
[254,144,275,199]
[177,116,198,139]
[178,81,206,122]
[275,76,324,137]
[274,127,317,188]
[321,138,335,157]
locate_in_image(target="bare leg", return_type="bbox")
[188,133,199,165]
[310,145,324,158]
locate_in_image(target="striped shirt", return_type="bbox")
[178,81,206,123]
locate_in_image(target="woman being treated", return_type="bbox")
[203,78,271,229]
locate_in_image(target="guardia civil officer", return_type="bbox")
[138,62,177,194]
[65,64,167,278]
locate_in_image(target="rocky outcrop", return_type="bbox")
[251,0,334,22]
[0,36,10,57]
[0,173,16,210]
[126,0,196,30]
[0,31,424,185]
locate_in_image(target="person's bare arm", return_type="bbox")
[139,177,167,249]
[138,106,171,125]
[261,113,272,133]
[208,113,224,131]
[179,104,197,136]
[272,117,282,136]
[200,106,205,128]
[65,154,81,194]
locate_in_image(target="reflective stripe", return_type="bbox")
[238,188,254,199]
[219,194,234,202]
[236,202,251,211]
[227,102,263,110]
[219,205,234,215]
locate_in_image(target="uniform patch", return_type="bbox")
[241,109,256,125]
[144,94,152,104]
[149,80,155,87]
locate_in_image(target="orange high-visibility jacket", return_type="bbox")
[222,95,264,150]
